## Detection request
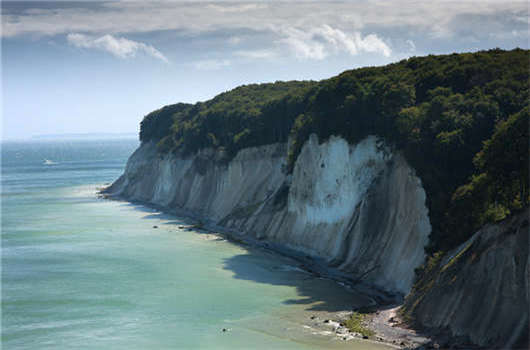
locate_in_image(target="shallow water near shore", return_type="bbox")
[2,139,391,349]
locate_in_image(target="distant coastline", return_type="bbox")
[31,132,138,140]
[1,132,138,143]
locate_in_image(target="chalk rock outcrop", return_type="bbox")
[403,209,529,348]
[106,134,431,295]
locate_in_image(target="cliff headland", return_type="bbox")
[104,49,529,349]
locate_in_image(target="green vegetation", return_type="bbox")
[402,252,445,321]
[344,312,375,337]
[141,81,315,155]
[138,48,529,254]
[446,107,529,248]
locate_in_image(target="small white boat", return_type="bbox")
[43,159,58,165]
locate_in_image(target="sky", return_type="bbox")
[2,1,528,140]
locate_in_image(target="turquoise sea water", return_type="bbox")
[1,139,389,350]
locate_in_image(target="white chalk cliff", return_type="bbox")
[106,134,431,295]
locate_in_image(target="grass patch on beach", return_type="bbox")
[189,221,206,230]
[344,312,375,337]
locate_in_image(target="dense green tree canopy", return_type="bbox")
[138,48,529,253]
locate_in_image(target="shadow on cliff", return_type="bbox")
[221,248,375,313]
[122,201,378,314]
[119,202,190,226]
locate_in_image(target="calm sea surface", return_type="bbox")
[1,139,389,350]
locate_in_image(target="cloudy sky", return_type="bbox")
[2,1,528,140]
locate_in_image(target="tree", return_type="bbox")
[474,107,529,208]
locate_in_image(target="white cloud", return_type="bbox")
[235,49,277,59]
[3,1,527,40]
[406,39,416,52]
[228,36,242,45]
[353,33,392,57]
[3,1,527,64]
[206,3,268,13]
[67,33,168,62]
[319,25,391,57]
[193,59,231,70]
[277,25,391,60]
[278,26,327,60]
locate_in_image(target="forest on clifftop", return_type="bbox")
[138,48,529,256]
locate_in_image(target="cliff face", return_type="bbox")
[106,134,430,295]
[109,139,287,221]
[107,134,529,347]
[402,209,529,348]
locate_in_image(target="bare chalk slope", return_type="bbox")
[106,134,430,296]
